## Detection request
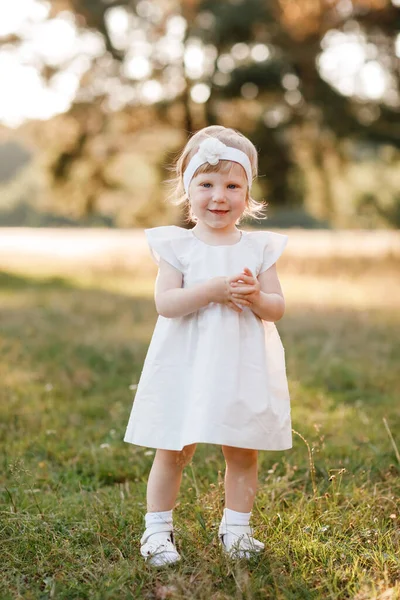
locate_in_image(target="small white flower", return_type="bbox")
[197,137,227,165]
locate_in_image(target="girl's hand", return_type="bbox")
[206,276,244,313]
[229,267,261,307]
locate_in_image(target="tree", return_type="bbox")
[2,0,399,226]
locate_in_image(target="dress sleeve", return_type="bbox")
[258,231,288,274]
[144,226,184,272]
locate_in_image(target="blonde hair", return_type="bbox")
[165,126,267,224]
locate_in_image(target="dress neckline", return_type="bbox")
[190,229,244,247]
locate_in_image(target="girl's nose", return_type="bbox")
[212,187,227,201]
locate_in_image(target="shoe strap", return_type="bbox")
[218,522,252,537]
[140,523,173,545]
[218,523,265,554]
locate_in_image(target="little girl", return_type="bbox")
[124,125,292,566]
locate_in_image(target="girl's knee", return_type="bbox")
[222,445,258,469]
[156,443,196,470]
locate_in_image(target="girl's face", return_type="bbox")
[188,162,248,231]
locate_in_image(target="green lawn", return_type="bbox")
[0,254,399,600]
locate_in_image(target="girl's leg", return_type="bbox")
[141,444,197,566]
[146,443,197,512]
[221,445,258,511]
[219,446,263,557]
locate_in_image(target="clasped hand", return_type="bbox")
[229,267,261,311]
[209,267,260,313]
[210,267,261,313]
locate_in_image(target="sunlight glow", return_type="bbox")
[136,0,162,23]
[251,44,270,62]
[184,41,205,79]
[123,55,152,80]
[22,16,81,66]
[231,43,250,61]
[284,90,302,106]
[263,106,291,128]
[0,2,104,127]
[318,30,391,102]
[190,83,211,103]
[105,6,136,51]
[0,0,50,37]
[213,72,231,86]
[0,0,397,127]
[163,67,186,99]
[241,82,258,100]
[395,34,400,58]
[217,54,235,73]
[358,61,386,100]
[166,15,186,39]
[0,54,73,127]
[155,38,183,65]
[282,74,300,90]
[140,79,164,104]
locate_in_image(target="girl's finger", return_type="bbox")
[231,276,254,286]
[228,301,242,312]
[230,270,252,280]
[236,299,250,306]
[229,275,246,284]
[232,287,255,296]
[230,267,253,281]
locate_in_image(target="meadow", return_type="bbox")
[0,230,399,599]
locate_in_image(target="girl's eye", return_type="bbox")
[199,182,240,189]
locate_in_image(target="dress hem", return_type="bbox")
[123,436,293,452]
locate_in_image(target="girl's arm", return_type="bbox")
[230,265,285,322]
[154,259,243,318]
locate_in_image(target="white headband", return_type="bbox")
[183,137,253,195]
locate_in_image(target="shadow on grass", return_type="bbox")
[0,269,74,290]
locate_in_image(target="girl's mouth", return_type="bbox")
[209,210,229,214]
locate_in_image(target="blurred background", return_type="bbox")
[1,4,400,597]
[0,0,399,230]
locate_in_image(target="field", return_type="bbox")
[0,229,399,599]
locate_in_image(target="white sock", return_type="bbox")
[142,510,180,566]
[222,507,251,526]
[145,510,173,529]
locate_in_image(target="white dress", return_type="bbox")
[124,226,292,452]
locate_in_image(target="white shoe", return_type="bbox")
[140,523,181,567]
[218,522,265,560]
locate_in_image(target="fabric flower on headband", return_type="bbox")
[183,136,253,194]
[196,138,228,166]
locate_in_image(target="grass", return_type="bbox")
[0,250,399,600]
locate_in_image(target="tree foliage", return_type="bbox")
[2,0,399,226]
